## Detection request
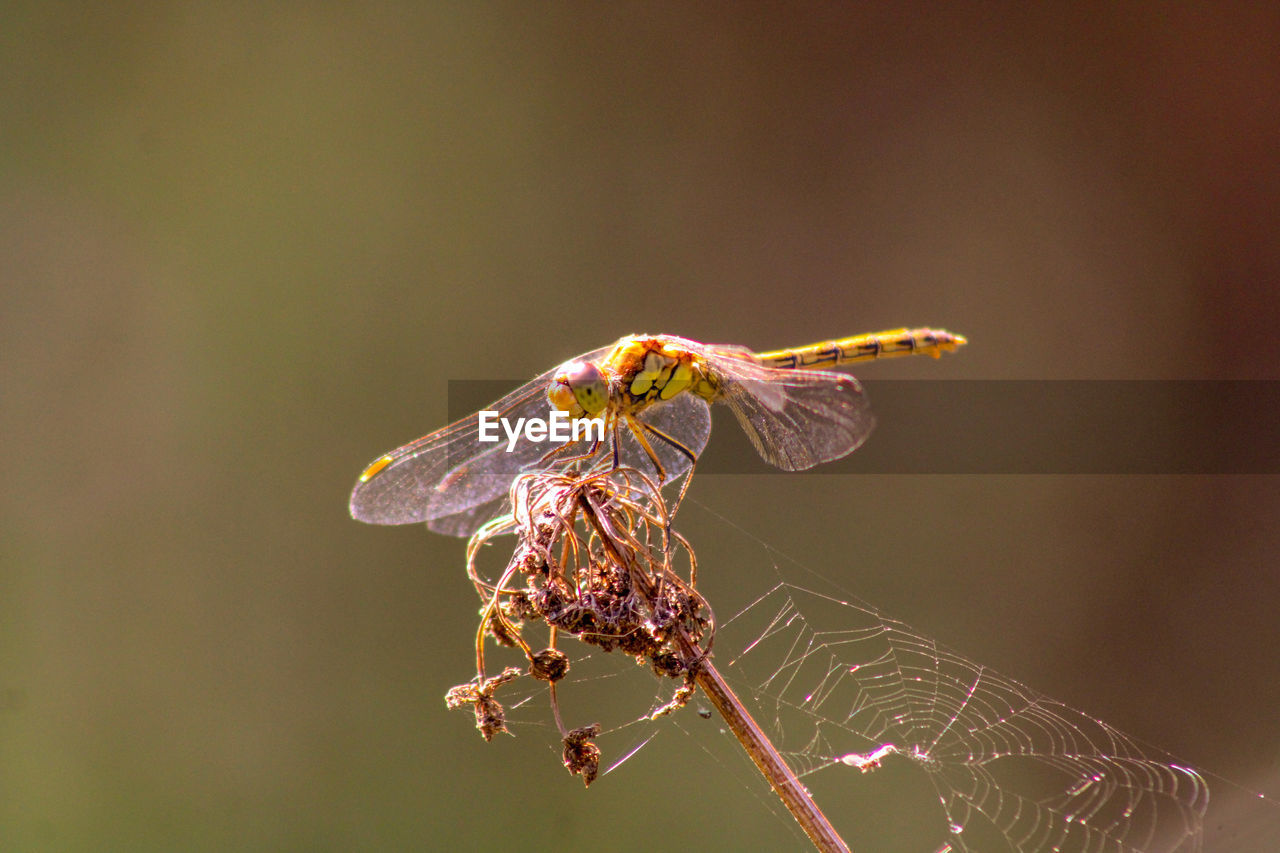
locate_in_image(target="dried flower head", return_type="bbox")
[562,723,602,786]
[444,666,523,741]
[529,648,569,682]
[446,465,713,776]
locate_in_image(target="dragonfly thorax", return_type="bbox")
[548,336,720,421]
[604,336,719,410]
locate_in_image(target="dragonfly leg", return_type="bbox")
[534,410,614,472]
[623,414,670,482]
[536,434,599,469]
[638,419,699,524]
[610,417,622,470]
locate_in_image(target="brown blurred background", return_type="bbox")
[3,3,1278,851]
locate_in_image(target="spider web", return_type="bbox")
[470,562,1219,852]
[715,580,1208,853]
[452,485,1279,852]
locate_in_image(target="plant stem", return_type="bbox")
[578,491,850,852]
[680,632,852,853]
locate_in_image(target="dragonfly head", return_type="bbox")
[549,359,609,417]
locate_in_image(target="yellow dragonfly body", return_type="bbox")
[351,328,965,535]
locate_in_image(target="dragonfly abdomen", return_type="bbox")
[755,327,966,370]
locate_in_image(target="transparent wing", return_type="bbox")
[349,346,612,529]
[350,343,714,537]
[615,386,712,480]
[426,391,710,537]
[679,338,876,471]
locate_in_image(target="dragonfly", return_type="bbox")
[350,328,966,536]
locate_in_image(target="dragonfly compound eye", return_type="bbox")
[549,360,608,417]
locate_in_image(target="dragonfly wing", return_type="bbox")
[424,490,511,538]
[419,412,560,535]
[682,341,875,471]
[350,345,613,531]
[616,390,711,482]
[349,385,553,527]
[426,389,710,535]
[719,373,874,469]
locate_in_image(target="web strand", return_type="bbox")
[447,472,1272,851]
[718,582,1209,852]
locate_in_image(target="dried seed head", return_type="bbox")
[458,467,713,775]
[484,608,522,648]
[650,682,696,720]
[444,667,523,741]
[650,650,686,679]
[474,695,507,741]
[529,648,570,682]
[562,723,602,786]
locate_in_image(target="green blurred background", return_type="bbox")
[3,3,1279,851]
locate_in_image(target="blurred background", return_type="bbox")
[3,3,1279,850]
